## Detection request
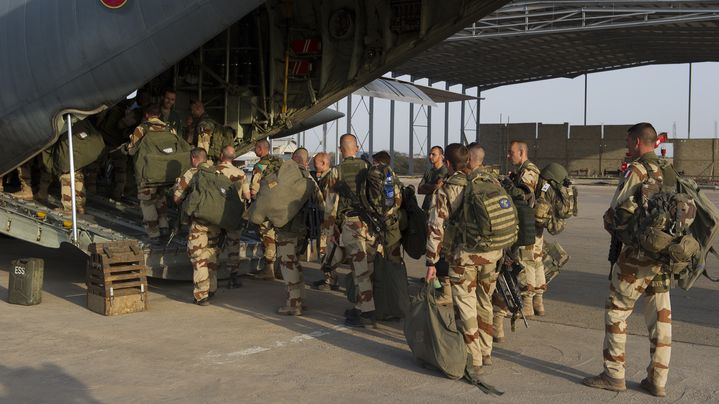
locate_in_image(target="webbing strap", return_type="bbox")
[704,247,719,282]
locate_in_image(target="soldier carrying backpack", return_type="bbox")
[424,143,518,379]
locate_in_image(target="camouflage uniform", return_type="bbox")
[322,157,378,313]
[275,166,322,311]
[513,160,545,312]
[601,152,672,388]
[128,117,173,238]
[60,171,86,213]
[174,162,221,301]
[381,169,404,265]
[251,155,277,266]
[426,170,503,367]
[0,162,33,199]
[215,161,250,276]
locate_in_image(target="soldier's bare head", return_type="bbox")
[190,99,205,118]
[508,140,529,166]
[444,143,468,174]
[429,146,444,167]
[162,89,176,110]
[190,147,208,168]
[144,104,161,120]
[221,145,236,162]
[292,147,310,168]
[339,133,359,158]
[313,152,331,174]
[626,122,657,158]
[467,143,486,170]
[254,138,270,158]
[372,151,391,166]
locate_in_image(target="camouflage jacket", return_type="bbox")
[250,154,275,198]
[173,162,213,203]
[216,161,250,201]
[425,171,465,265]
[514,159,540,195]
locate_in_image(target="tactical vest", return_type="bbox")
[512,160,540,246]
[445,170,519,253]
[336,157,370,218]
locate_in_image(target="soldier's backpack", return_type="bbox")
[208,124,237,161]
[446,171,519,252]
[45,120,106,175]
[359,163,401,240]
[132,125,193,188]
[612,158,719,290]
[248,159,314,228]
[182,166,246,230]
[400,185,428,259]
[535,163,579,235]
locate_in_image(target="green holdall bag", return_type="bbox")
[47,120,106,175]
[372,256,410,320]
[182,166,246,230]
[133,126,193,188]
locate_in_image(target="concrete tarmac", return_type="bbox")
[1,185,718,403]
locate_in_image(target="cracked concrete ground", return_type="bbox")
[1,185,718,403]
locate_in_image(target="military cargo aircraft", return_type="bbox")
[0,0,508,279]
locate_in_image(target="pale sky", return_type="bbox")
[296,62,719,157]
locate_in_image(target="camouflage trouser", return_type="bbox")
[450,249,503,367]
[223,230,246,274]
[18,163,32,192]
[517,233,547,297]
[36,169,53,201]
[603,246,671,387]
[341,216,377,312]
[60,171,85,213]
[109,150,128,200]
[259,220,276,263]
[189,220,222,300]
[137,186,169,238]
[383,241,403,265]
[277,232,305,308]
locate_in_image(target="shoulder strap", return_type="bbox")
[704,247,719,282]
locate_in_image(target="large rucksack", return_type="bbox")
[446,171,519,253]
[208,124,237,161]
[345,255,409,320]
[45,120,106,175]
[248,159,314,228]
[400,185,428,259]
[132,125,193,188]
[359,163,401,239]
[613,158,718,290]
[182,166,246,230]
[535,163,578,235]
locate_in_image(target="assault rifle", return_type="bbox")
[496,251,529,331]
[305,200,323,260]
[333,180,385,238]
[608,234,623,281]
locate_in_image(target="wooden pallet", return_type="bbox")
[86,240,148,316]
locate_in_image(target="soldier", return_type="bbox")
[322,133,378,327]
[159,89,183,133]
[312,152,332,194]
[97,103,140,200]
[249,138,278,280]
[127,104,172,242]
[187,100,217,157]
[1,162,34,200]
[425,143,508,376]
[310,151,339,291]
[507,140,545,318]
[418,145,448,211]
[371,151,403,264]
[272,148,322,315]
[215,145,251,289]
[173,147,219,305]
[583,123,672,397]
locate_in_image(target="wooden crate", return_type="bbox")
[86,240,148,316]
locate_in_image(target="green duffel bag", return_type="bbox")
[373,256,409,320]
[133,128,193,188]
[403,285,468,379]
[248,159,313,228]
[182,166,246,230]
[47,120,106,175]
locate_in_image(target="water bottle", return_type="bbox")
[383,172,394,208]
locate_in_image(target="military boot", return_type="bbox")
[493,315,505,343]
[533,294,545,316]
[253,261,275,280]
[582,372,626,392]
[521,295,535,318]
[640,378,666,397]
[434,276,453,306]
[277,303,303,316]
[13,182,34,201]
